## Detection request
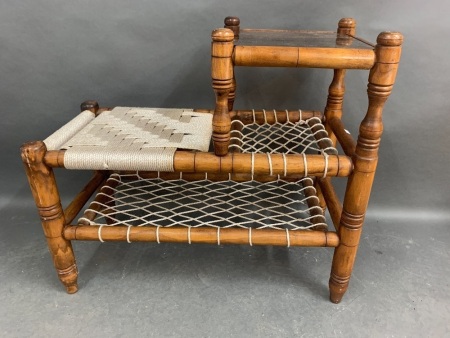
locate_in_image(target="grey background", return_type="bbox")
[1,0,449,337]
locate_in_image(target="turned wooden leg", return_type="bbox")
[224,17,240,112]
[317,19,357,211]
[323,18,356,145]
[211,28,234,156]
[21,141,78,293]
[329,31,403,303]
[228,76,236,112]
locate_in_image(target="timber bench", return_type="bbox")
[21,17,402,303]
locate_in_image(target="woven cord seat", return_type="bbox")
[44,107,213,171]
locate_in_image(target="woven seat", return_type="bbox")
[44,107,212,171]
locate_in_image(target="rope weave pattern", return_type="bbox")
[78,174,327,235]
[44,110,96,150]
[229,111,337,155]
[55,107,213,171]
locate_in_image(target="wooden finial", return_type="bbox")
[336,18,356,46]
[224,16,240,39]
[212,28,235,42]
[338,18,356,30]
[20,140,46,164]
[80,100,99,114]
[224,16,240,27]
[337,18,356,36]
[377,31,404,46]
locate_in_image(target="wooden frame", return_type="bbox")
[212,17,403,303]
[21,17,402,303]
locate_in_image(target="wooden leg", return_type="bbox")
[224,17,239,112]
[323,19,356,145]
[319,21,356,213]
[329,174,372,303]
[329,31,403,303]
[228,76,236,112]
[21,141,78,293]
[211,28,234,156]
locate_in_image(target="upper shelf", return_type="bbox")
[236,29,374,49]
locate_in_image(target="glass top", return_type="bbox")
[236,29,374,49]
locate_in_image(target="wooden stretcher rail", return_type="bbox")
[231,110,322,125]
[328,118,356,157]
[44,151,353,177]
[301,178,327,230]
[193,109,323,125]
[64,225,339,247]
[233,46,375,69]
[116,171,309,182]
[318,177,343,231]
[78,176,122,225]
[63,171,106,224]
[307,118,336,154]
[174,152,352,177]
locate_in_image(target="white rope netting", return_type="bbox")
[46,107,213,171]
[229,110,337,155]
[79,174,327,232]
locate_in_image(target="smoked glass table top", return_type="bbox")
[236,29,374,49]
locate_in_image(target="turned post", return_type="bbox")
[228,75,237,112]
[317,18,356,210]
[211,28,234,156]
[21,141,78,293]
[224,16,239,111]
[324,18,356,145]
[329,31,403,303]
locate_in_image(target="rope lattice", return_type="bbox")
[79,174,327,233]
[50,107,212,171]
[229,110,337,155]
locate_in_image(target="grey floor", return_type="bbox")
[1,180,449,337]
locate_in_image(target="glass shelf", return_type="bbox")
[237,29,374,49]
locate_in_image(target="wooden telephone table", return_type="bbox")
[21,17,402,303]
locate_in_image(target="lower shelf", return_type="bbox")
[66,172,337,247]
